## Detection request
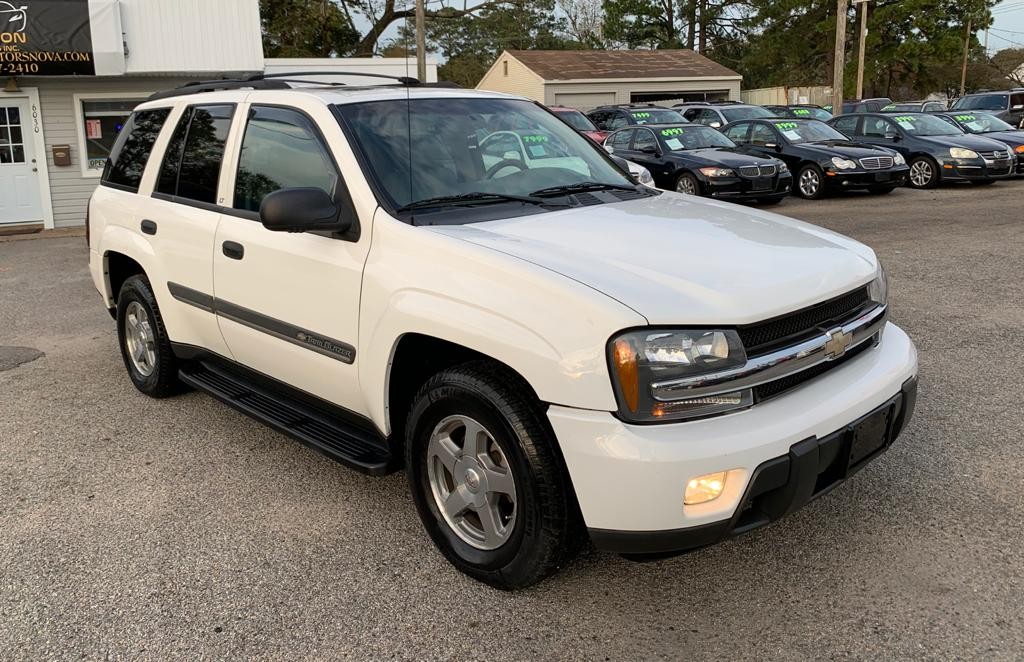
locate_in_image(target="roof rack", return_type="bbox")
[146,70,426,102]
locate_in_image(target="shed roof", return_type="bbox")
[505,49,740,81]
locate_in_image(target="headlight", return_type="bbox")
[868,263,888,306]
[893,153,905,165]
[831,157,857,170]
[950,147,979,159]
[777,161,789,173]
[635,166,655,185]
[699,167,734,177]
[610,329,751,422]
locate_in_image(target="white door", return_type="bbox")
[0,99,43,224]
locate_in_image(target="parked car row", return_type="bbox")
[548,97,1024,202]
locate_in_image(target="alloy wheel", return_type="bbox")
[675,175,697,195]
[426,414,517,550]
[909,160,932,187]
[799,169,820,197]
[124,301,157,377]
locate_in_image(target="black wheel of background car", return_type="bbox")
[795,164,826,199]
[405,360,583,590]
[907,156,939,189]
[485,159,528,179]
[970,179,997,186]
[867,185,897,195]
[675,172,700,196]
[116,275,184,398]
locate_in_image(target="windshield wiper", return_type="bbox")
[529,181,640,197]
[395,191,564,212]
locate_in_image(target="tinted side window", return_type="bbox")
[587,111,608,130]
[156,104,234,204]
[750,123,776,146]
[607,112,628,130]
[233,106,339,213]
[832,115,859,136]
[101,108,170,191]
[633,129,657,151]
[723,122,750,142]
[607,129,633,151]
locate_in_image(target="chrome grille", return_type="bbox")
[859,156,894,170]
[979,150,1010,161]
[739,165,777,177]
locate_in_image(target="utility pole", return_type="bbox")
[960,17,972,97]
[415,0,426,82]
[854,0,869,99]
[833,0,848,112]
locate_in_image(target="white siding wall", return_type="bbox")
[545,79,742,111]
[475,55,545,101]
[121,0,264,74]
[34,77,189,228]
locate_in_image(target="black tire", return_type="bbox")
[116,274,184,398]
[907,156,939,189]
[795,164,827,199]
[867,185,897,195]
[674,172,701,196]
[970,179,997,186]
[405,360,583,589]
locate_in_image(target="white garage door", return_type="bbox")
[552,92,616,112]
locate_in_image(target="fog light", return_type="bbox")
[684,471,728,505]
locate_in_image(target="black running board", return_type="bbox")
[179,361,395,476]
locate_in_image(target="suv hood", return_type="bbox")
[426,193,877,325]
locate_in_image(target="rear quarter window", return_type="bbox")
[101,108,171,192]
[155,104,235,205]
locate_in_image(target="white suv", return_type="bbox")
[88,75,918,589]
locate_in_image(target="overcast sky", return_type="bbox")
[985,0,1024,53]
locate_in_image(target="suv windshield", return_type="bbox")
[555,109,598,132]
[627,108,686,124]
[658,125,735,150]
[722,106,775,122]
[953,94,1009,111]
[335,97,636,215]
[889,114,961,136]
[773,120,847,143]
[948,112,1015,133]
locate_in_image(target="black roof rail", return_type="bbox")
[146,70,426,102]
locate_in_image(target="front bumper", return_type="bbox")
[548,322,918,550]
[941,157,1013,180]
[824,166,909,189]
[703,173,793,200]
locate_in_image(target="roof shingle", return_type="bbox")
[505,49,740,81]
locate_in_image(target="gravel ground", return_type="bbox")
[1,181,1022,660]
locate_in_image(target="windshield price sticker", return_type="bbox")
[793,109,811,115]
[892,115,916,129]
[522,134,549,144]
[660,128,685,136]
[774,122,799,130]
[631,112,652,119]
[882,105,897,111]
[955,114,976,122]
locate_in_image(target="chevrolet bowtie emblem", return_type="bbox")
[824,327,852,360]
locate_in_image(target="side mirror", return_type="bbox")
[639,145,660,155]
[764,142,779,150]
[260,187,351,234]
[1012,104,1023,111]
[709,122,722,128]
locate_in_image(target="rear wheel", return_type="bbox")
[675,172,700,196]
[116,275,184,398]
[907,156,939,189]
[795,164,826,199]
[405,361,582,589]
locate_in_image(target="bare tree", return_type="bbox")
[558,0,604,44]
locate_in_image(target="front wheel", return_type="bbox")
[907,156,939,189]
[795,164,826,199]
[675,172,700,196]
[405,361,582,589]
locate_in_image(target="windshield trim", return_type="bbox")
[330,99,643,224]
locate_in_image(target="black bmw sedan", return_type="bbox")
[828,112,1013,188]
[933,111,1024,176]
[721,118,909,199]
[605,123,792,203]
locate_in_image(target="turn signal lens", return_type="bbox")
[613,338,639,413]
[684,471,728,505]
[1015,145,1024,154]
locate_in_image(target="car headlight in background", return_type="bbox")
[868,263,888,306]
[635,166,655,186]
[950,147,979,159]
[699,167,735,177]
[831,157,857,170]
[893,153,906,165]
[777,161,789,173]
[610,329,751,422]
[1014,145,1024,154]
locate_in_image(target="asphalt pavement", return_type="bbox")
[1,180,1022,660]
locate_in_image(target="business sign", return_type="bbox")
[0,0,125,76]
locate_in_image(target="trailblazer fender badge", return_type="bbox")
[824,327,853,360]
